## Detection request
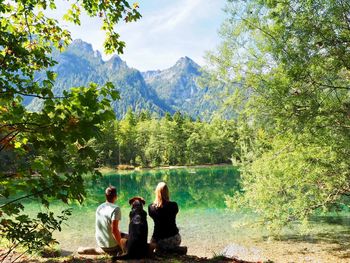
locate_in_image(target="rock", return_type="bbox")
[39,247,61,258]
[77,246,104,255]
[221,244,264,262]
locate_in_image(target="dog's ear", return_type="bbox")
[139,197,146,205]
[128,197,135,205]
[129,196,146,205]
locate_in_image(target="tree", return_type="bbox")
[94,120,120,167]
[0,0,140,257]
[143,119,163,167]
[118,108,138,164]
[207,0,350,229]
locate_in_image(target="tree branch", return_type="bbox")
[0,187,50,209]
[0,130,17,144]
[11,249,29,263]
[0,242,19,263]
[23,4,33,43]
[11,90,68,100]
[0,131,19,152]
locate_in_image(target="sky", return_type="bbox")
[50,0,227,71]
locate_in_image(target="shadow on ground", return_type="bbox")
[264,216,350,260]
[1,250,257,263]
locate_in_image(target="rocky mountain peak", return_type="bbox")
[106,54,127,70]
[63,39,103,65]
[69,39,94,54]
[27,39,218,119]
[174,56,199,70]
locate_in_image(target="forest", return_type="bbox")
[96,110,237,167]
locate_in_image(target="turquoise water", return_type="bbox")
[23,166,240,255]
[21,166,350,259]
[83,166,240,209]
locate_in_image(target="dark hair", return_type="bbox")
[105,186,117,202]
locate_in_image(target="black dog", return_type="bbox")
[115,196,148,260]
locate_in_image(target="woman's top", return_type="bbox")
[148,201,179,241]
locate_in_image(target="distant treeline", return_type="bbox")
[96,109,238,167]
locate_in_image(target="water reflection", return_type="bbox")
[44,166,350,260]
[84,166,240,209]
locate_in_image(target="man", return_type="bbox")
[95,186,124,256]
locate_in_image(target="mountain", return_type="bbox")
[27,39,219,119]
[142,56,219,117]
[142,56,200,103]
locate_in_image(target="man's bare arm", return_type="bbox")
[111,219,122,245]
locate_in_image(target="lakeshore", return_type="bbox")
[99,163,232,174]
[2,166,350,262]
[0,249,249,263]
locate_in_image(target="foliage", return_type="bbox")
[94,111,238,167]
[0,0,140,257]
[207,0,350,229]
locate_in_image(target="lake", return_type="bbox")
[27,166,350,262]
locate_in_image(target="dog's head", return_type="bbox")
[129,196,145,210]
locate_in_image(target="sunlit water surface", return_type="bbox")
[24,166,350,261]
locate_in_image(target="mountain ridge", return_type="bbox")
[27,39,218,119]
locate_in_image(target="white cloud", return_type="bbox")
[147,0,202,33]
[117,0,226,70]
[45,0,226,71]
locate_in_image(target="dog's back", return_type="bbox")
[127,200,148,259]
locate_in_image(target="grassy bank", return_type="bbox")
[98,163,233,174]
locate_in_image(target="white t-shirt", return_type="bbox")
[95,202,121,248]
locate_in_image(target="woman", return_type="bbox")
[148,182,181,251]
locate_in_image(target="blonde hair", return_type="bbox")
[153,182,169,208]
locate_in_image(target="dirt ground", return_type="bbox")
[0,250,255,263]
[2,238,350,263]
[194,235,350,263]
